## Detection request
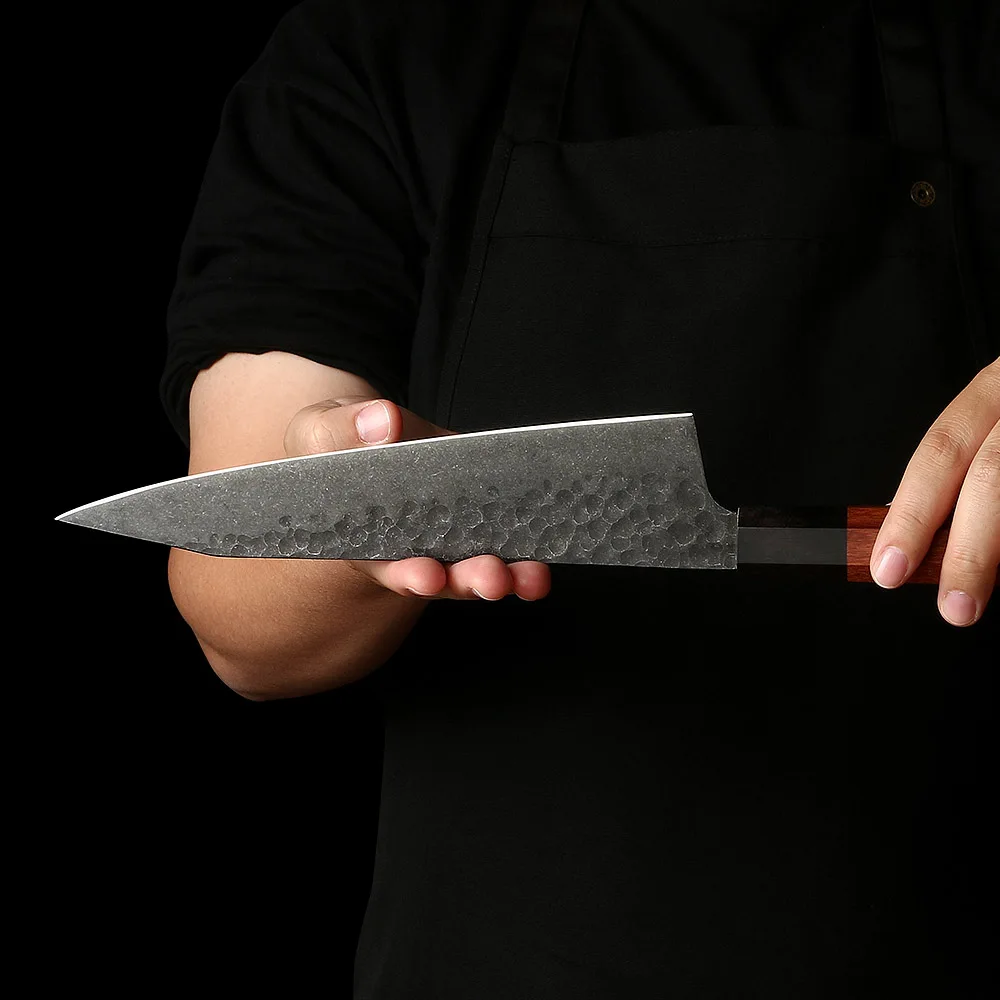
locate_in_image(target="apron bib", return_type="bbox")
[433,0,985,509]
[358,4,995,995]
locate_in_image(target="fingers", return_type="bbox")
[345,556,449,597]
[507,560,553,601]
[936,420,999,625]
[284,395,456,457]
[284,396,552,602]
[352,555,553,602]
[871,360,1000,625]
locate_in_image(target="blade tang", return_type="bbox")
[736,506,845,566]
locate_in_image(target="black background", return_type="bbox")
[44,3,997,990]
[52,4,380,989]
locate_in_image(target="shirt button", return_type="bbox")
[910,181,936,207]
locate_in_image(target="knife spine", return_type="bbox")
[55,412,696,523]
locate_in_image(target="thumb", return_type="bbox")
[283,395,454,458]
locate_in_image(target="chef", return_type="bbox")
[161,1,997,995]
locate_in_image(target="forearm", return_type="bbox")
[168,548,427,699]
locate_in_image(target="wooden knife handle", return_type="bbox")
[846,506,949,583]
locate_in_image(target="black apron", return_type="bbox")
[356,2,996,996]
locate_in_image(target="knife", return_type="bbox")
[55,412,946,583]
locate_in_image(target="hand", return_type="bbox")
[870,359,999,626]
[283,396,552,602]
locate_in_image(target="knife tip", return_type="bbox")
[54,504,93,524]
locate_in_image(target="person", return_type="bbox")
[162,0,997,995]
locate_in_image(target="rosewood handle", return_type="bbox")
[846,506,949,584]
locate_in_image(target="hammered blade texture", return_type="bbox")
[62,415,738,569]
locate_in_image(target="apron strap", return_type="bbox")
[502,0,588,143]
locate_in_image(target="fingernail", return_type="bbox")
[406,587,435,598]
[356,402,389,443]
[941,590,978,626]
[472,588,502,601]
[873,546,908,588]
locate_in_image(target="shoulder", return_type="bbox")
[239,0,534,218]
[244,0,532,89]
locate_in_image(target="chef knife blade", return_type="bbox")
[55,412,946,581]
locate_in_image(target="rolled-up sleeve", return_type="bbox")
[161,2,423,447]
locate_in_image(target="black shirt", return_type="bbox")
[163,2,998,996]
[162,0,998,447]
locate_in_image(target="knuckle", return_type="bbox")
[284,404,327,455]
[967,444,1000,495]
[305,412,339,454]
[972,360,1000,417]
[887,502,935,536]
[282,414,306,456]
[919,424,967,471]
[944,540,989,576]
